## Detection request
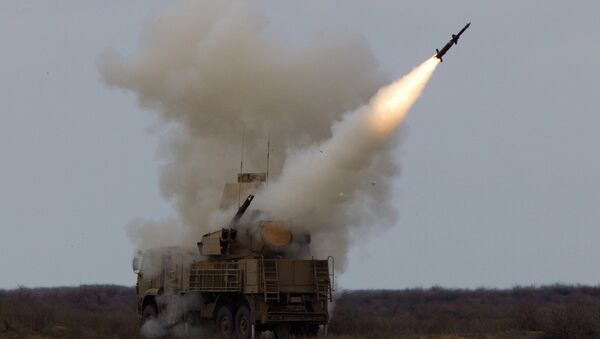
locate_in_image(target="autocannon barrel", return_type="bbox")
[229,194,254,228]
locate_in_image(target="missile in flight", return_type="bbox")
[435,22,470,62]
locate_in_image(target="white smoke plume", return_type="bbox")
[98,0,438,272]
[257,58,439,269]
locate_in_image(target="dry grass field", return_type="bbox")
[1,285,599,338]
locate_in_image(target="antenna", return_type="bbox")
[239,126,245,175]
[238,126,246,207]
[266,135,270,183]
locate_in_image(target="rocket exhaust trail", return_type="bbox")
[369,57,439,136]
[258,57,440,267]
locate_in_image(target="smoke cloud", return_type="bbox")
[98,0,437,272]
[257,58,439,269]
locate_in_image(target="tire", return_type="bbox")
[216,306,234,338]
[235,305,252,339]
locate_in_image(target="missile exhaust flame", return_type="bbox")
[370,57,440,135]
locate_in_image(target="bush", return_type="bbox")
[1,284,600,338]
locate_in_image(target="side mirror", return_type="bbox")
[132,256,141,274]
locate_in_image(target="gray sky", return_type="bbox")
[1,1,598,289]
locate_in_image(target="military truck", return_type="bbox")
[133,173,334,338]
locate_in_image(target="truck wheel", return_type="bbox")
[216,306,234,337]
[235,305,252,339]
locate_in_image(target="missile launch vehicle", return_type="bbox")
[133,172,334,338]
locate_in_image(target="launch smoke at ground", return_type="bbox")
[97,0,438,273]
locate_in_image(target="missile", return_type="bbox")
[435,22,470,62]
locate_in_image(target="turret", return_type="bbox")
[197,173,311,260]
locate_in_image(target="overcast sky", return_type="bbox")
[1,1,599,289]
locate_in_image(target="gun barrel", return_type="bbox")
[229,194,254,228]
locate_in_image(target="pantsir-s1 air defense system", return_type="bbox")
[133,172,334,338]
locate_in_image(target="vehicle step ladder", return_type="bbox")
[313,259,331,302]
[261,258,280,302]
